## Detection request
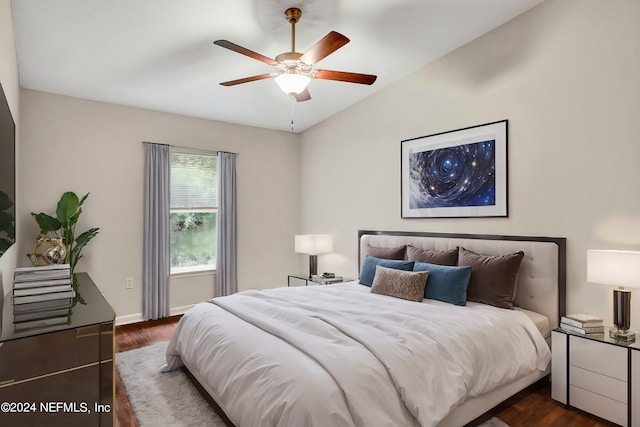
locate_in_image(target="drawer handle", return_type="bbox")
[0,379,15,386]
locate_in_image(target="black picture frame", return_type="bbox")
[401,120,508,218]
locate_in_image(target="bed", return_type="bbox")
[164,230,566,427]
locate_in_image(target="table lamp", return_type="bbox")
[587,249,640,341]
[295,235,333,278]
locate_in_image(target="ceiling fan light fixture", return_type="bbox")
[275,73,311,95]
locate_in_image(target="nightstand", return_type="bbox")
[552,327,640,426]
[287,274,350,286]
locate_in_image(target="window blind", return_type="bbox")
[170,152,217,209]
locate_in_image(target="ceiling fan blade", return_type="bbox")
[219,73,276,86]
[299,31,350,65]
[313,69,377,85]
[295,88,311,102]
[213,40,278,66]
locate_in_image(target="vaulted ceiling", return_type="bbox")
[11,0,544,132]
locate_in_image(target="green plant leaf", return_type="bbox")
[56,192,81,226]
[0,191,13,211]
[73,228,99,251]
[0,238,11,251]
[0,211,14,227]
[68,207,82,229]
[74,291,86,306]
[70,253,81,271]
[0,221,14,240]
[69,228,99,270]
[31,212,61,235]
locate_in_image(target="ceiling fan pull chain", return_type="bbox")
[290,96,295,131]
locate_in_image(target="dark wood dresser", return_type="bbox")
[0,273,115,426]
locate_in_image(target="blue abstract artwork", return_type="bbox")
[409,140,496,209]
[401,120,507,218]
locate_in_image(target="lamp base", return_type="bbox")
[609,328,636,342]
[308,254,318,279]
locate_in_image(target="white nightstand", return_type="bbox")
[552,327,640,426]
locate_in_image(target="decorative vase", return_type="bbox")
[28,237,67,266]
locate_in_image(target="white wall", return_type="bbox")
[0,0,19,297]
[299,0,640,327]
[18,90,300,321]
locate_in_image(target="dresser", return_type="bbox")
[552,328,640,427]
[0,273,115,427]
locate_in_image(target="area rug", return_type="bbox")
[117,341,509,427]
[477,417,509,427]
[116,341,225,427]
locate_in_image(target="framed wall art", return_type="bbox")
[401,120,508,218]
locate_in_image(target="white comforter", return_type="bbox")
[164,282,550,427]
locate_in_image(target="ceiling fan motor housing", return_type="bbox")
[284,7,302,24]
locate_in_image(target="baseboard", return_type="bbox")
[115,304,195,325]
[116,313,144,325]
[170,304,195,317]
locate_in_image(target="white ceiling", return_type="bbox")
[10,0,544,133]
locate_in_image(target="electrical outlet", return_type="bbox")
[125,277,133,289]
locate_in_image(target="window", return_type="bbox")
[170,151,217,274]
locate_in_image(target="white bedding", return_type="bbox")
[164,281,551,427]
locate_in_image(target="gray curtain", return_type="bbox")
[215,152,237,296]
[143,143,170,320]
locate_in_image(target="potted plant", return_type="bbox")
[30,191,99,278]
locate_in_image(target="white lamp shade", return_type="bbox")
[587,249,640,288]
[275,73,311,95]
[295,235,333,255]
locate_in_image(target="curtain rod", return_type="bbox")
[142,141,238,156]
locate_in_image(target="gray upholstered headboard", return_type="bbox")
[358,230,566,329]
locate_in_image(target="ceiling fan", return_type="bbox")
[213,7,377,102]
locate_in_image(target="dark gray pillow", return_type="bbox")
[458,247,524,309]
[366,244,406,260]
[407,245,458,266]
[370,265,428,302]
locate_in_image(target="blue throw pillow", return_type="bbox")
[413,261,472,306]
[360,256,415,287]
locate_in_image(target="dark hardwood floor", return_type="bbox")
[115,316,181,427]
[485,381,615,427]
[115,317,616,427]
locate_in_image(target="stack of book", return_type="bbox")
[12,264,74,331]
[560,313,604,336]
